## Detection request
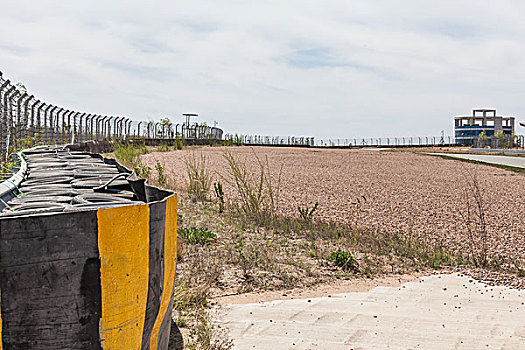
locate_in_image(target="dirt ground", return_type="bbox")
[143,146,525,266]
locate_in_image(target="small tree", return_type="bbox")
[477,130,487,148]
[160,117,173,138]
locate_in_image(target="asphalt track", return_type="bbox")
[428,153,525,169]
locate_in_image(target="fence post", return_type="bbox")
[53,108,61,144]
[126,118,132,139]
[94,116,101,140]
[60,109,68,144]
[35,102,44,143]
[0,80,12,158]
[85,114,91,141]
[72,112,79,143]
[103,116,111,140]
[78,113,86,142]
[118,117,124,140]
[14,93,26,144]
[137,121,143,138]
[118,117,125,139]
[31,100,39,140]
[2,86,16,158]
[87,115,94,141]
[126,119,132,139]
[43,105,52,144]
[22,95,34,141]
[8,91,21,152]
[66,110,73,144]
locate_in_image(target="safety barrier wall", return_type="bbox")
[0,149,177,349]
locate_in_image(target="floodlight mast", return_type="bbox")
[182,113,198,139]
[182,113,198,126]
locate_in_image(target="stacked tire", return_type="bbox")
[1,146,143,216]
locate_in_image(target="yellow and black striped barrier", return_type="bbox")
[0,191,177,349]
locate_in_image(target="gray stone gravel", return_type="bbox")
[144,147,525,274]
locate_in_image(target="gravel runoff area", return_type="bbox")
[143,146,525,269]
[217,273,525,349]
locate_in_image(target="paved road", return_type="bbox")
[218,274,525,349]
[427,153,525,169]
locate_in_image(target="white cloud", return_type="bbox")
[1,0,524,139]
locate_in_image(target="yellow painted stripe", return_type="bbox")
[150,195,178,349]
[98,204,150,350]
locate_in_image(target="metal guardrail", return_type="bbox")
[0,151,26,208]
[0,70,223,161]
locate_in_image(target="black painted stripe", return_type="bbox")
[157,288,175,349]
[0,211,102,350]
[141,201,167,349]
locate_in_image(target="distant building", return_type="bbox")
[454,109,515,145]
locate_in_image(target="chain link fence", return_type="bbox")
[231,135,460,147]
[0,71,223,162]
[473,134,524,149]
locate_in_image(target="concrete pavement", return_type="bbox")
[218,274,525,349]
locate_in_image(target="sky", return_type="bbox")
[1,1,524,139]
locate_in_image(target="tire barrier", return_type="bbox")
[0,146,177,349]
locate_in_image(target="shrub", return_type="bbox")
[114,142,148,165]
[159,142,169,152]
[184,152,212,201]
[330,251,359,272]
[178,227,217,245]
[155,160,166,186]
[174,136,184,150]
[214,182,225,213]
[298,202,319,222]
[114,142,151,178]
[222,150,282,224]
